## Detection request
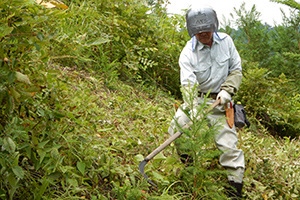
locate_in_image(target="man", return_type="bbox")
[168,7,245,199]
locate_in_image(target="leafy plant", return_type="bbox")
[166,86,227,199]
[1,0,300,199]
[234,61,300,138]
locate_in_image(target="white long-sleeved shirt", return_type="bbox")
[179,32,242,94]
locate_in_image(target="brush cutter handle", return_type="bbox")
[144,131,182,161]
[144,98,221,161]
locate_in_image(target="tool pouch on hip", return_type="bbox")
[233,103,250,128]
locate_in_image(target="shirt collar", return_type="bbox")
[192,32,226,51]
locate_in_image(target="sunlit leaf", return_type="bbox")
[84,38,110,47]
[134,154,144,163]
[49,0,68,9]
[60,166,74,174]
[50,148,59,159]
[153,152,166,161]
[35,0,55,8]
[12,166,24,179]
[0,25,14,38]
[2,137,16,153]
[35,0,68,9]
[37,32,44,41]
[15,72,31,85]
[37,149,46,164]
[77,161,86,175]
[67,178,78,187]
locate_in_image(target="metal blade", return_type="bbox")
[139,159,157,187]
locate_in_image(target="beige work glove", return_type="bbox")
[217,90,231,105]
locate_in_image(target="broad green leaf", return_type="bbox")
[34,43,41,51]
[152,171,165,181]
[60,166,74,174]
[24,85,41,93]
[7,173,18,187]
[2,137,16,153]
[37,149,46,164]
[67,178,78,187]
[37,32,44,41]
[0,26,13,38]
[8,72,16,84]
[53,111,65,120]
[37,178,49,198]
[84,38,110,47]
[77,161,86,175]
[6,93,14,113]
[165,156,178,165]
[10,88,21,101]
[0,189,6,198]
[115,167,125,177]
[97,127,113,132]
[38,140,50,149]
[50,148,59,159]
[48,171,61,180]
[12,166,24,179]
[153,152,166,161]
[134,154,144,163]
[32,135,39,146]
[15,72,31,85]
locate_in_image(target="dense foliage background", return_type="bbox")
[0,0,299,199]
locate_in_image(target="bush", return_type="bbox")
[234,61,300,138]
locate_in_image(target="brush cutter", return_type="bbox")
[139,98,221,187]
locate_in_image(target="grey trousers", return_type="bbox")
[168,98,245,183]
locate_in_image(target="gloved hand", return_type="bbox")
[217,90,231,105]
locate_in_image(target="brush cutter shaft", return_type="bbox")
[145,131,182,161]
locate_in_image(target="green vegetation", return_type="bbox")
[0,0,299,199]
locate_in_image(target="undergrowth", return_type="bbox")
[1,64,300,199]
[0,0,299,199]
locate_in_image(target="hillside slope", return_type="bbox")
[31,66,300,199]
[1,61,300,199]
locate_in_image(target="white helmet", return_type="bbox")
[186,7,219,37]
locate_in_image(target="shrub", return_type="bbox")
[234,61,300,138]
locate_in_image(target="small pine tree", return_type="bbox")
[172,86,228,199]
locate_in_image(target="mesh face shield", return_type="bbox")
[186,7,219,38]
